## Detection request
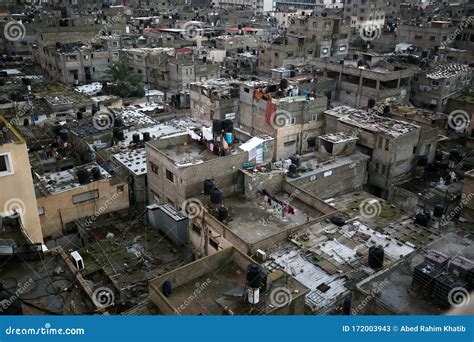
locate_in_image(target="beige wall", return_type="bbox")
[37,179,130,239]
[0,141,43,243]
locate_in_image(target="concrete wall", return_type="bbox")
[0,141,43,243]
[37,179,129,238]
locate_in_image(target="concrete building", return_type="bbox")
[35,163,130,239]
[0,115,43,244]
[189,79,240,121]
[310,56,418,108]
[411,63,472,113]
[238,79,328,159]
[149,247,309,315]
[462,170,474,221]
[286,12,350,59]
[343,0,386,35]
[145,123,274,209]
[325,106,425,199]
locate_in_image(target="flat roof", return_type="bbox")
[224,192,324,245]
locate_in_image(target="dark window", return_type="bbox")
[307,138,316,148]
[192,224,201,234]
[209,238,219,250]
[150,162,158,174]
[166,169,174,182]
[0,155,8,172]
[72,190,99,204]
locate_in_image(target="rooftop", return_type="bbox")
[426,63,471,80]
[356,232,473,315]
[326,106,420,138]
[35,163,111,196]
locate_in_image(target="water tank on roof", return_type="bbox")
[76,111,84,120]
[77,169,90,185]
[218,205,229,222]
[91,167,101,181]
[143,132,151,142]
[132,133,140,144]
[210,187,223,204]
[203,179,216,195]
[246,264,263,289]
[222,119,233,133]
[212,119,223,134]
[114,117,123,128]
[331,215,346,227]
[113,129,125,141]
[415,212,430,227]
[53,123,62,136]
[368,245,384,269]
[288,163,297,175]
[59,129,69,142]
[368,98,376,109]
[434,204,444,218]
[289,154,300,167]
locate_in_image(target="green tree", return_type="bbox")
[105,60,145,98]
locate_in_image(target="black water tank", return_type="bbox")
[77,169,90,185]
[418,157,428,166]
[280,78,289,89]
[383,105,390,116]
[23,118,29,126]
[368,245,384,269]
[246,264,262,289]
[203,179,216,195]
[368,98,376,109]
[434,204,444,218]
[76,111,84,120]
[91,167,101,181]
[288,164,297,174]
[290,154,300,167]
[162,280,172,297]
[210,187,223,204]
[52,123,62,136]
[114,117,123,128]
[113,129,125,141]
[415,212,429,226]
[143,132,151,142]
[222,119,233,133]
[218,205,229,222]
[331,215,346,227]
[212,119,223,133]
[59,129,69,142]
[132,133,140,144]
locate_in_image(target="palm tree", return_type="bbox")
[105,61,144,98]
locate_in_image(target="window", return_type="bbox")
[0,153,13,177]
[166,169,174,183]
[150,162,158,174]
[339,45,347,52]
[287,117,296,126]
[385,139,389,151]
[244,87,250,93]
[72,190,99,204]
[117,185,124,193]
[307,138,316,148]
[432,80,440,86]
